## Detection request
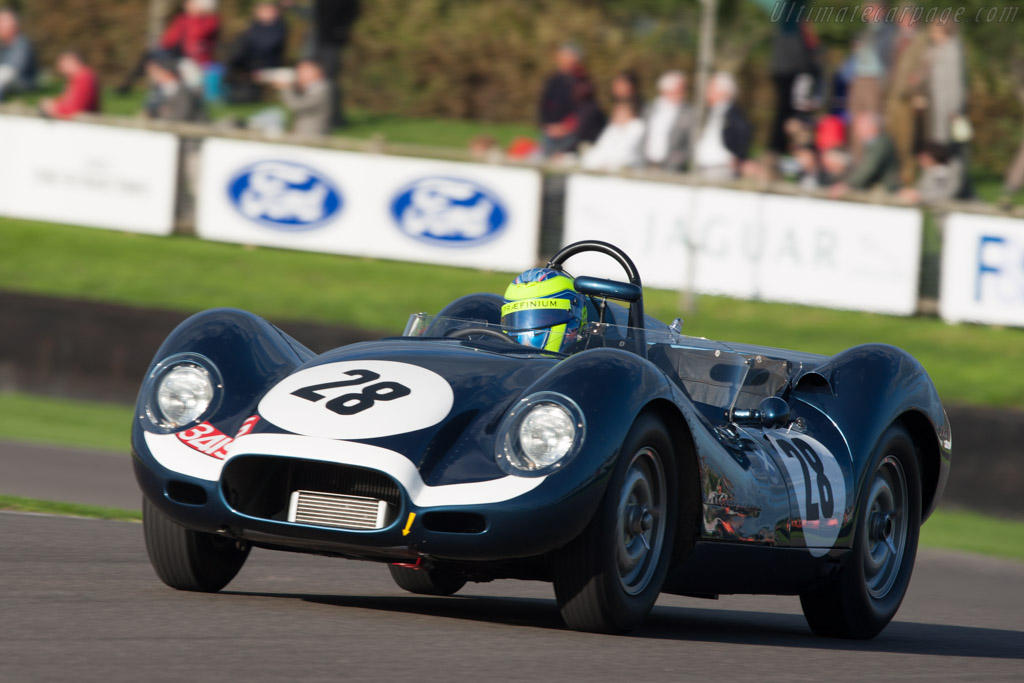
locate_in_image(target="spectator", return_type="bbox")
[582,94,645,172]
[884,7,930,188]
[271,59,330,136]
[767,1,819,157]
[829,112,899,197]
[848,2,896,157]
[641,70,693,172]
[40,51,100,120]
[694,72,752,180]
[0,7,35,100]
[1002,138,1024,205]
[226,1,288,103]
[899,142,964,204]
[537,43,605,157]
[145,54,205,122]
[924,19,967,147]
[118,0,221,94]
[821,148,851,185]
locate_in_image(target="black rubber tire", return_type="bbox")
[799,423,922,639]
[143,496,250,592]
[388,564,466,596]
[552,414,678,634]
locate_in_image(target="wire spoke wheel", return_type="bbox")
[615,447,667,596]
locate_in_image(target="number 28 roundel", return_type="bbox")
[258,361,455,440]
[766,431,848,557]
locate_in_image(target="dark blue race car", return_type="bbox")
[132,240,951,637]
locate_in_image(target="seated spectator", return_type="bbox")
[899,143,964,204]
[821,147,851,185]
[118,0,221,94]
[829,112,899,197]
[537,43,605,158]
[694,72,752,180]
[641,70,693,171]
[270,59,330,136]
[145,55,205,122]
[582,99,645,172]
[40,51,100,120]
[226,1,287,103]
[0,7,36,100]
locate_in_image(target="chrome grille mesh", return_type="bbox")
[288,490,390,530]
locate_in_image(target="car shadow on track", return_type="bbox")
[220,590,1024,658]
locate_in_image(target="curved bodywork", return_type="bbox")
[132,247,951,612]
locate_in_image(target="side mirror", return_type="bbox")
[729,396,791,428]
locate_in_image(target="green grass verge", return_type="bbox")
[2,216,1023,408]
[0,393,134,453]
[0,490,1017,562]
[0,495,141,522]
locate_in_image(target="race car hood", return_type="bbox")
[246,339,561,487]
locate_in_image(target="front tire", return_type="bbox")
[552,414,678,633]
[799,423,922,639]
[388,564,466,596]
[143,496,250,592]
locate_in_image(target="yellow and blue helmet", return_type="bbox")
[501,268,587,353]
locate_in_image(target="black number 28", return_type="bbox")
[291,369,411,415]
[778,437,834,521]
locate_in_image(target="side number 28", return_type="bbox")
[778,437,835,521]
[291,369,410,416]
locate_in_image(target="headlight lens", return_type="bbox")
[156,364,214,427]
[144,354,221,431]
[498,392,585,476]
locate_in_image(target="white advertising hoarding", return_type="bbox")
[196,138,542,272]
[564,174,922,316]
[0,115,178,235]
[940,212,1024,327]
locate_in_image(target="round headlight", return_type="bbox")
[517,403,576,469]
[498,393,585,475]
[155,364,214,427]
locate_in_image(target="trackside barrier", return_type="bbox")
[1,108,1023,324]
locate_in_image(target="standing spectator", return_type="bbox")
[271,59,330,136]
[537,43,605,158]
[1002,137,1024,205]
[694,72,752,180]
[848,2,896,157]
[145,55,205,122]
[884,8,929,188]
[641,70,694,172]
[582,74,645,172]
[40,51,100,120]
[226,1,288,103]
[767,1,818,157]
[0,7,35,100]
[924,18,969,197]
[829,112,899,197]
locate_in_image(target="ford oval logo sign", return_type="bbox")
[227,161,343,231]
[390,177,508,247]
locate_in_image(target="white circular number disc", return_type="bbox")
[767,431,847,557]
[259,360,454,440]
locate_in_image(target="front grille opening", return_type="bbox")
[422,511,487,534]
[167,480,207,505]
[222,456,401,528]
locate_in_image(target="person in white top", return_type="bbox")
[582,72,646,172]
[641,70,694,171]
[694,72,753,180]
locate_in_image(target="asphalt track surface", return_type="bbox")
[2,512,1022,682]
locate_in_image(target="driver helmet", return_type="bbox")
[501,268,587,353]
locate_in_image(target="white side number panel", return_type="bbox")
[258,361,455,440]
[766,431,847,557]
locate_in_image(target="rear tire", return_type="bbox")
[388,564,466,596]
[143,496,250,592]
[799,423,922,639]
[552,414,678,633]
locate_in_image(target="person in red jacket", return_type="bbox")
[160,0,221,66]
[41,51,100,119]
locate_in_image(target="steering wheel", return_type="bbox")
[546,240,646,339]
[444,327,520,344]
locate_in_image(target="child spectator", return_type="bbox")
[40,51,100,120]
[226,1,287,103]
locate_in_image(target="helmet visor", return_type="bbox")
[500,298,574,332]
